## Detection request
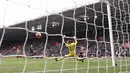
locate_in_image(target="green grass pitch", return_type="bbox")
[0,58,130,73]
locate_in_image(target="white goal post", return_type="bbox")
[106,0,116,67]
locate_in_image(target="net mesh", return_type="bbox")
[0,0,130,73]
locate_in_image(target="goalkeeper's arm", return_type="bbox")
[63,36,77,45]
[74,40,77,44]
[73,36,77,44]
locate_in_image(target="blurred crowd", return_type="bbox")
[0,37,130,58]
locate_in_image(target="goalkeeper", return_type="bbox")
[55,36,84,62]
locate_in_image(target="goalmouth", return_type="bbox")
[0,0,130,73]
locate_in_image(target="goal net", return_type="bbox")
[0,0,130,73]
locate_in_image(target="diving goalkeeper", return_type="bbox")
[55,36,84,62]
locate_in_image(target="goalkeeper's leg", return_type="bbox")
[55,57,63,61]
[55,53,73,61]
[76,52,84,62]
[55,53,84,62]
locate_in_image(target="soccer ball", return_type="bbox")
[35,32,41,39]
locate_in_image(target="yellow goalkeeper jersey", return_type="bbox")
[65,41,77,54]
